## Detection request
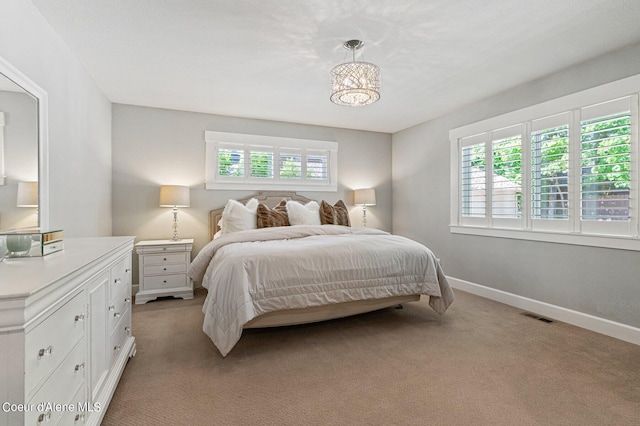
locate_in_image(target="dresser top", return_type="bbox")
[0,236,134,300]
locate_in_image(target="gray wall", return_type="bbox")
[112,104,392,283]
[0,1,112,236]
[392,43,640,329]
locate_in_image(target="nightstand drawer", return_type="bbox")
[143,263,186,275]
[143,273,187,290]
[143,252,187,265]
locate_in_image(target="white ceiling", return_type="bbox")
[31,0,640,133]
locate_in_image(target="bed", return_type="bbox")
[188,191,454,356]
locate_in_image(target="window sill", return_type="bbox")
[450,225,640,252]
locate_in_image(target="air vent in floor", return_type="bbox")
[521,312,555,323]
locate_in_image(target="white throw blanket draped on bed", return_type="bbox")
[188,225,454,356]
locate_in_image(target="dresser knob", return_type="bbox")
[125,326,131,335]
[114,312,121,318]
[37,410,52,423]
[74,313,85,322]
[124,297,131,303]
[38,346,53,358]
[114,345,122,352]
[125,268,131,273]
[108,305,115,311]
[75,413,85,423]
[74,362,85,372]
[163,258,167,261]
[114,278,122,284]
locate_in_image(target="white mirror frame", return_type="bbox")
[0,55,49,229]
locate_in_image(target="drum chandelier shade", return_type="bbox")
[330,40,380,107]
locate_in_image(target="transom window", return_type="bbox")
[205,131,338,191]
[450,79,640,251]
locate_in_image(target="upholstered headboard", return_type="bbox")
[209,191,315,240]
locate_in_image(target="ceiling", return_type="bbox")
[31,0,640,133]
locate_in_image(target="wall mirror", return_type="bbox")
[0,56,48,231]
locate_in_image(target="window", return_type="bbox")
[450,78,640,251]
[205,131,338,191]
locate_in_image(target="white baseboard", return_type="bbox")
[447,276,640,347]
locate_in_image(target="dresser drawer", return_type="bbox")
[142,273,187,290]
[57,384,88,426]
[26,338,86,426]
[143,263,186,276]
[108,287,132,335]
[109,310,132,367]
[110,255,131,302]
[143,252,187,265]
[25,291,85,395]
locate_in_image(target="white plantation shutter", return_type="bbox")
[531,113,571,231]
[249,149,274,178]
[306,151,329,181]
[205,131,338,191]
[491,129,522,220]
[280,152,302,179]
[460,134,487,223]
[217,144,244,178]
[580,99,631,223]
[451,84,640,248]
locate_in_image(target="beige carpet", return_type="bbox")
[102,288,640,425]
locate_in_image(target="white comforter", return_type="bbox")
[188,225,454,356]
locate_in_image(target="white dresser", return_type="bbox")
[0,237,136,426]
[135,239,193,304]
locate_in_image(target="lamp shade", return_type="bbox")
[159,185,190,207]
[17,181,38,207]
[354,188,376,206]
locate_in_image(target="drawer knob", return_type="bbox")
[125,326,131,335]
[75,413,85,423]
[74,362,85,372]
[114,345,122,352]
[163,280,167,284]
[163,267,167,271]
[114,312,121,318]
[37,410,52,423]
[108,305,115,311]
[125,297,131,303]
[114,278,122,284]
[125,268,131,273]
[38,346,53,358]
[74,313,85,322]
[163,257,167,261]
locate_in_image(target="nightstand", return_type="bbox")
[134,239,194,304]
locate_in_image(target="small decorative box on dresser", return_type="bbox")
[135,239,194,304]
[0,237,136,426]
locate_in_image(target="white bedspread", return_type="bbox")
[188,225,454,356]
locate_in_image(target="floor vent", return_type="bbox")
[521,312,555,323]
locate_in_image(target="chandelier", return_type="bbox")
[330,40,380,107]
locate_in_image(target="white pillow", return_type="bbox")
[286,200,321,226]
[220,198,259,234]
